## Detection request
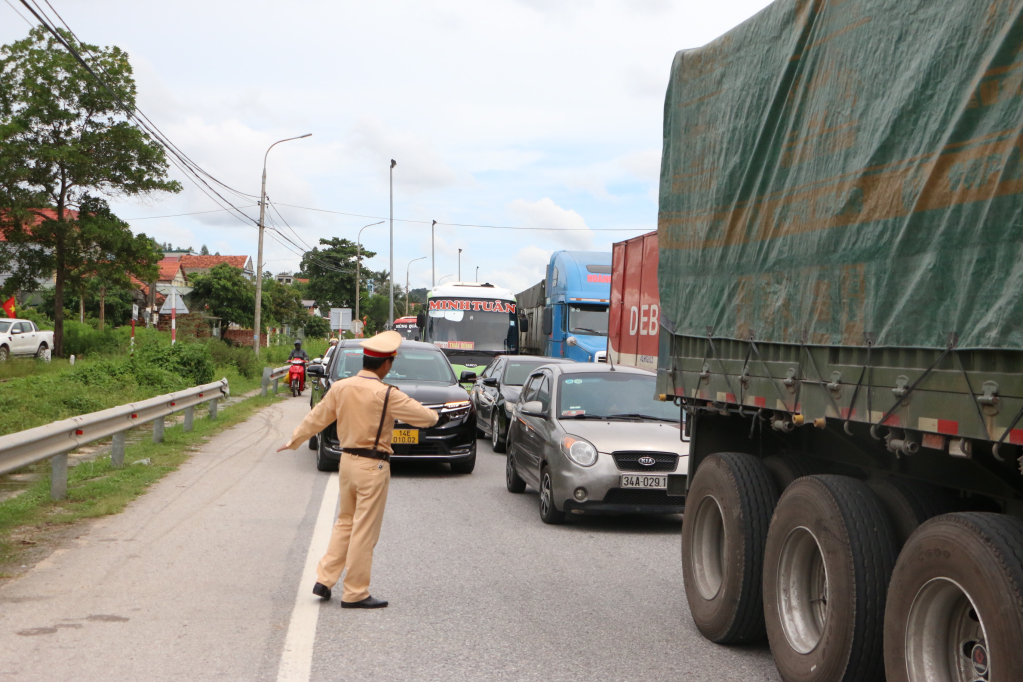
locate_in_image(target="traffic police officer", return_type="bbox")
[279,330,438,608]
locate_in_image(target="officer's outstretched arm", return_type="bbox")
[283,383,345,450]
[390,391,440,428]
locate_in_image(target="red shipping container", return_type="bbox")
[608,231,659,371]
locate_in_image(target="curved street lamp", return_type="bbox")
[438,274,455,285]
[355,220,385,337]
[254,133,311,356]
[405,256,427,316]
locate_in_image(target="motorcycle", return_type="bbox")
[288,358,307,397]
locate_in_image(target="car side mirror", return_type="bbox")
[459,370,478,383]
[519,315,529,333]
[520,400,546,417]
[307,364,326,378]
[483,377,499,387]
[11,328,21,335]
[416,311,426,328]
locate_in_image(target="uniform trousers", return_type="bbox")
[315,452,391,602]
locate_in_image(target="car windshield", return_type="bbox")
[503,360,551,386]
[426,299,518,352]
[568,304,608,336]
[0,322,9,333]
[330,347,455,384]
[557,373,679,422]
[394,323,419,340]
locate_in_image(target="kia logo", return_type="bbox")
[638,456,656,466]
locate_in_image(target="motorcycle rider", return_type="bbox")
[289,340,309,392]
[289,340,309,362]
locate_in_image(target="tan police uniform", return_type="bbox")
[284,331,438,602]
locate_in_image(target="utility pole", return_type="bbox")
[476,266,479,282]
[431,219,436,288]
[254,134,311,356]
[356,221,384,337]
[458,248,462,282]
[388,159,396,329]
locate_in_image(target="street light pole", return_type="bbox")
[405,256,426,316]
[356,220,384,337]
[388,159,396,329]
[431,219,436,288]
[458,248,462,282]
[254,133,311,357]
[438,274,455,285]
[475,266,479,282]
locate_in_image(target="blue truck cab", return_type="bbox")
[518,250,611,362]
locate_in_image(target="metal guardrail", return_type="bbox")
[0,378,230,500]
[261,365,290,397]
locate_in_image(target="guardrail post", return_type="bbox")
[183,406,194,433]
[111,432,126,468]
[261,366,271,397]
[273,377,279,394]
[153,416,165,443]
[51,452,68,499]
[209,398,219,420]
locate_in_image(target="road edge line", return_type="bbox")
[276,472,339,682]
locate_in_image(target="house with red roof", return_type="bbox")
[179,254,254,280]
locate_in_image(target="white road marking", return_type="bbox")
[277,472,339,682]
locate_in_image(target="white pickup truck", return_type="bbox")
[0,318,54,361]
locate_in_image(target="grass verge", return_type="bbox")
[0,392,282,579]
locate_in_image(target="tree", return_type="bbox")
[188,263,255,329]
[260,275,305,330]
[200,244,209,255]
[0,27,180,355]
[304,314,330,339]
[301,237,383,312]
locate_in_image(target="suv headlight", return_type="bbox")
[562,435,598,467]
[436,400,471,428]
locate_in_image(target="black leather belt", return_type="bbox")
[344,448,391,462]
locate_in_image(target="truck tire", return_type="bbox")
[681,452,779,644]
[883,512,1023,682]
[763,454,817,491]
[763,475,897,682]
[868,478,956,549]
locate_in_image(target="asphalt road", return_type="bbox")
[0,396,780,681]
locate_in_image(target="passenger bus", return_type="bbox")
[416,282,519,382]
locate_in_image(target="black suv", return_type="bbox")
[307,340,478,473]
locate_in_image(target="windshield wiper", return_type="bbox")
[562,413,607,420]
[606,413,677,423]
[572,328,605,335]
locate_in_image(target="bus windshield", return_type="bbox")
[426,298,518,352]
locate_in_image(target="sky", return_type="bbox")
[1,0,774,295]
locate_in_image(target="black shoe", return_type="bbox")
[312,582,332,601]
[341,595,388,609]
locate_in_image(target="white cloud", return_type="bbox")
[507,198,594,250]
[619,149,662,182]
[346,118,459,193]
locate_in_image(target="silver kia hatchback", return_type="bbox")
[505,363,688,524]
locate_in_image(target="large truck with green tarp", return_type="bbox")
[657,1,1023,681]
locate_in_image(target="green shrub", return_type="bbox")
[134,342,215,386]
[16,307,53,330]
[205,339,261,379]
[62,320,121,357]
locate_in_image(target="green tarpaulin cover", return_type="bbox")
[658,0,1023,350]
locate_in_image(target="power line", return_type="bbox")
[126,206,257,220]
[18,0,260,229]
[273,202,649,232]
[4,0,33,25]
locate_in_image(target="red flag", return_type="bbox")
[1,296,14,318]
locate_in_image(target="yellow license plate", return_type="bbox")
[392,429,419,444]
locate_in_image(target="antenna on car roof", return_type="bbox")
[606,344,616,371]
